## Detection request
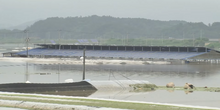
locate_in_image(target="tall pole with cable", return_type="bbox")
[23,30,30,83]
[24,30,30,57]
[82,48,86,80]
[26,37,30,57]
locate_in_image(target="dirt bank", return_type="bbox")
[0,57,171,65]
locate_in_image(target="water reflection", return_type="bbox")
[184,90,193,94]
[0,60,220,87]
[27,63,220,87]
[0,59,220,108]
[86,88,220,108]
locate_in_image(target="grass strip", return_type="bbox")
[0,93,214,110]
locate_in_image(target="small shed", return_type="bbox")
[2,52,19,57]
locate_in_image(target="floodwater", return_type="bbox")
[0,48,220,108]
[0,60,219,87]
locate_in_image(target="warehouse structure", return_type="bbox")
[10,44,220,63]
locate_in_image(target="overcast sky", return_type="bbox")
[1,0,220,26]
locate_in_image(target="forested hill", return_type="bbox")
[2,15,220,39]
[27,15,188,38]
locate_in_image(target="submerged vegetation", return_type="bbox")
[157,86,220,92]
[130,83,158,91]
[131,84,220,93]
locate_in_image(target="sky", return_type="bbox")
[1,0,220,27]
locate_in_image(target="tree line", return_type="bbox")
[0,15,220,50]
[1,15,220,39]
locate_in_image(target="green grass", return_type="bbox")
[0,84,218,110]
[0,92,213,110]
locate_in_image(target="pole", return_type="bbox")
[146,38,147,46]
[24,30,29,58]
[82,48,86,80]
[25,62,29,82]
[58,63,60,83]
[59,30,61,50]
[200,30,202,39]
[26,37,29,57]
[27,39,28,57]
[193,33,195,47]
[151,37,152,46]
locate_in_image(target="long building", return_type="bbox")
[12,44,220,63]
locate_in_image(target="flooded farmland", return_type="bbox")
[0,45,220,108]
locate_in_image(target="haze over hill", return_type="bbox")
[1,0,220,26]
[1,0,220,40]
[1,15,220,39]
[0,20,40,30]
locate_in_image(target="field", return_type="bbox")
[1,86,220,110]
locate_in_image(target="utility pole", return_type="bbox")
[58,63,60,83]
[145,36,147,46]
[26,37,30,57]
[182,31,185,41]
[82,48,86,80]
[24,30,29,57]
[48,32,51,43]
[25,62,29,83]
[59,30,61,50]
[150,37,152,46]
[193,33,195,47]
[200,30,203,39]
[59,30,61,44]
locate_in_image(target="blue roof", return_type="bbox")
[16,48,207,60]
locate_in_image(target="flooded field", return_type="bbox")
[0,59,219,87]
[0,47,220,108]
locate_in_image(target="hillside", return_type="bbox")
[25,15,220,39]
[1,15,220,40]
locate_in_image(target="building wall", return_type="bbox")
[190,50,220,59]
[37,44,210,52]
